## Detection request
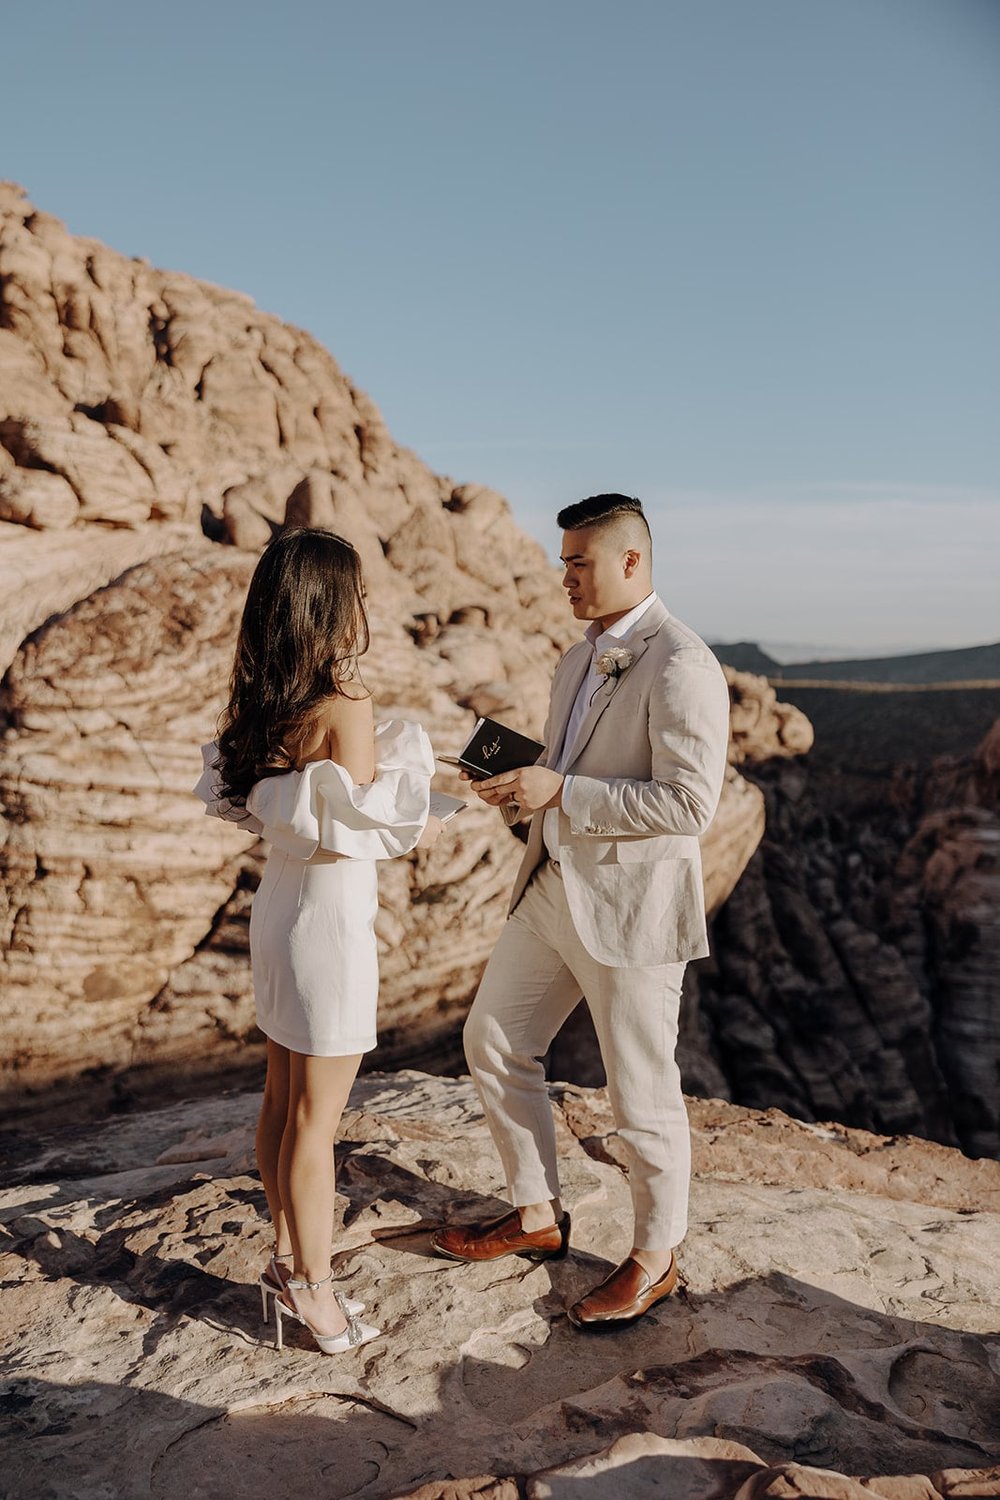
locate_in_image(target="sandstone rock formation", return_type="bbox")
[0,185,810,1120]
[10,179,988,1172]
[2,1071,998,1498]
[725,668,815,765]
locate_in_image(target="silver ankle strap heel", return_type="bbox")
[275,1272,380,1355]
[259,1251,365,1323]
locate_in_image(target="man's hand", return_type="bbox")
[463,765,564,813]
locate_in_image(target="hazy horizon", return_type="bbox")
[706,636,999,664]
[2,1,997,654]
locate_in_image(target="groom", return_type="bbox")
[431,493,730,1328]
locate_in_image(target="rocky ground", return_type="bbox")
[2,1071,999,1499]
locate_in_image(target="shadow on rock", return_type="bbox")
[0,1376,430,1499]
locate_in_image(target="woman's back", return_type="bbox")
[292,688,376,786]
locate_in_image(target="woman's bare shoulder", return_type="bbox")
[314,685,374,730]
[315,686,376,780]
[292,689,373,767]
[316,687,374,759]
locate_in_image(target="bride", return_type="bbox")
[194,527,443,1354]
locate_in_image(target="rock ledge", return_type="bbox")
[2,1071,998,1498]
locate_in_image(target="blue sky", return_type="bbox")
[2,0,998,655]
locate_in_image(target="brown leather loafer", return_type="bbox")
[567,1252,678,1329]
[431,1209,571,1264]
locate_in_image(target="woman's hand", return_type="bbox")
[415,814,444,849]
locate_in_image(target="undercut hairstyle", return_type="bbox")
[214,527,370,804]
[557,493,652,550]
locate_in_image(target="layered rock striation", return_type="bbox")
[0,186,807,1120]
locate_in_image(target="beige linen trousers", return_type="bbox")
[463,599,731,1249]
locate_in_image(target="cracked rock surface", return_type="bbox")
[2,1072,998,1499]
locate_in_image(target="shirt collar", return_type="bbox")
[584,591,659,653]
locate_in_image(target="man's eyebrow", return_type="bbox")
[559,553,586,564]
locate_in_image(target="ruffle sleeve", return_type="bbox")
[245,717,434,861]
[192,741,265,836]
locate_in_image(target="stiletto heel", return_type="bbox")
[259,1250,364,1323]
[259,1250,295,1326]
[274,1273,380,1355]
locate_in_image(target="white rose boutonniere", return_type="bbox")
[595,646,633,681]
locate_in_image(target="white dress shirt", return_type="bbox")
[542,591,658,862]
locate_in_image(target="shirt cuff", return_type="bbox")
[560,774,576,813]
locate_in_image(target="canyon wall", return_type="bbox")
[696,713,1000,1158]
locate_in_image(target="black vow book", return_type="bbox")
[439,716,545,779]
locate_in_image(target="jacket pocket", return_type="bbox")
[613,834,698,862]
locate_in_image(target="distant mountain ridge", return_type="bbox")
[710,639,1000,684]
[708,641,783,675]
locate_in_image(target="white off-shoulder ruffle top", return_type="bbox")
[192,717,434,861]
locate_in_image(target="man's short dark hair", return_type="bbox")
[557,493,650,542]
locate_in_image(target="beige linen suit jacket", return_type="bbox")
[508,598,731,968]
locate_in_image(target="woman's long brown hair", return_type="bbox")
[215,527,370,804]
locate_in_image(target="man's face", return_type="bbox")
[560,526,636,622]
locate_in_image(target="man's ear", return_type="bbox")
[623,549,641,577]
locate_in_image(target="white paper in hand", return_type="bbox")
[429,792,468,823]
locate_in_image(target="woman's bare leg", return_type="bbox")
[255,1039,293,1258]
[278,1050,363,1336]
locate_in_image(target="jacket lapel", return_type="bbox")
[562,600,670,769]
[544,644,591,768]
